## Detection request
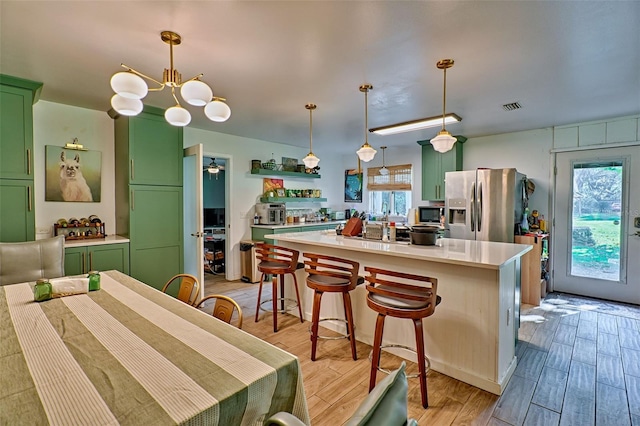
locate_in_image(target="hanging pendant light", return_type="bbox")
[379,146,389,176]
[302,103,320,169]
[356,84,377,162]
[430,59,458,153]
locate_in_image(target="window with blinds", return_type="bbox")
[367,164,412,191]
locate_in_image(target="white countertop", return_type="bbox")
[251,220,346,230]
[63,235,130,248]
[268,230,532,270]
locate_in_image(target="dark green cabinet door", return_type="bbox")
[0,179,34,242]
[64,247,86,275]
[0,86,33,180]
[65,243,130,276]
[89,244,130,274]
[129,112,183,186]
[129,185,183,290]
[421,146,440,200]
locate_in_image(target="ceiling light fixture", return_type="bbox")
[369,113,461,136]
[356,84,377,162]
[110,30,231,127]
[430,59,458,153]
[207,159,220,174]
[302,103,320,169]
[379,146,389,176]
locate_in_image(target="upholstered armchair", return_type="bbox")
[264,362,418,426]
[0,236,65,286]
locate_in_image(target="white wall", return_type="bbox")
[463,128,553,218]
[32,101,115,238]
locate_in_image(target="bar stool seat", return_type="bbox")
[255,243,304,332]
[304,253,362,361]
[364,267,440,409]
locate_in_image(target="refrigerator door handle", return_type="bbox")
[470,182,476,232]
[477,182,483,232]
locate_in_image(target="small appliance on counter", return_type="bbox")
[330,211,346,220]
[255,203,286,225]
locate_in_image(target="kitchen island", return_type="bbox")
[267,230,532,395]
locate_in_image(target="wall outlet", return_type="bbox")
[634,217,640,228]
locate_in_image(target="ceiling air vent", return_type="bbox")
[502,102,522,111]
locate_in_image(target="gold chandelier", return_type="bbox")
[110,30,231,127]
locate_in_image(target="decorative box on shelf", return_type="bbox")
[54,222,107,241]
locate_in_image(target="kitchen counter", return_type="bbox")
[270,231,530,270]
[268,230,531,395]
[63,235,130,247]
[251,220,346,230]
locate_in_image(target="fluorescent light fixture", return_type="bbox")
[369,113,461,136]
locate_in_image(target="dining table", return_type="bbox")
[0,270,310,425]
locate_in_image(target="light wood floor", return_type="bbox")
[202,273,640,426]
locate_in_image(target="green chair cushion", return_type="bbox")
[345,361,409,426]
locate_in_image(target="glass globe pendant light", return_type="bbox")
[204,97,232,122]
[302,103,320,169]
[430,59,458,153]
[379,146,389,175]
[356,84,377,162]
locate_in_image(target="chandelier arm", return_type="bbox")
[120,64,165,89]
[180,73,205,87]
[170,86,182,106]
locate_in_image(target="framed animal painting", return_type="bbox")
[45,146,101,202]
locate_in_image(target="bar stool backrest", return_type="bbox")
[364,267,438,317]
[304,253,360,290]
[256,243,299,272]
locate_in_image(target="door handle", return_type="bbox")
[131,159,134,181]
[477,182,483,232]
[27,185,32,211]
[82,252,86,274]
[27,149,31,176]
[89,251,93,270]
[470,183,475,232]
[191,232,204,238]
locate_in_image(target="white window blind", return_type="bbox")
[367,164,412,191]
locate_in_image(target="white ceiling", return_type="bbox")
[1,1,639,155]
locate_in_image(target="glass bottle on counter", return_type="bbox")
[389,222,396,242]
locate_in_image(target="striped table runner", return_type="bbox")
[0,270,310,425]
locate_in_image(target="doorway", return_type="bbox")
[553,146,640,304]
[202,154,231,281]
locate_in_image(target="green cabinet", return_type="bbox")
[0,180,34,242]
[417,136,465,200]
[0,75,42,242]
[112,106,184,291]
[64,243,130,276]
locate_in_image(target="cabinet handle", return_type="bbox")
[27,185,32,211]
[131,190,134,210]
[131,159,134,181]
[434,185,438,198]
[82,252,86,274]
[89,251,93,271]
[27,149,31,175]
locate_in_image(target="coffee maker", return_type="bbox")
[255,203,286,225]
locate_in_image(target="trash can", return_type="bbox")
[240,240,261,283]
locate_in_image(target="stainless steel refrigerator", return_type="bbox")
[445,168,527,243]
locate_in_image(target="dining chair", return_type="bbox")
[196,294,243,329]
[161,273,200,306]
[265,362,417,426]
[0,235,65,286]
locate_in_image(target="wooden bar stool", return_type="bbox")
[364,267,441,408]
[304,253,363,361]
[255,242,304,332]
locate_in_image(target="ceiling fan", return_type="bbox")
[203,158,225,178]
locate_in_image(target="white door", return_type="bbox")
[553,146,640,304]
[183,144,204,302]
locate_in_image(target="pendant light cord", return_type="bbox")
[364,89,369,145]
[442,66,447,131]
[309,107,313,152]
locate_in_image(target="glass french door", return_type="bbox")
[553,146,640,304]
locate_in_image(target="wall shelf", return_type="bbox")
[250,169,320,179]
[260,197,327,203]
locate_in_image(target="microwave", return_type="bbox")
[418,206,442,224]
[255,203,286,225]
